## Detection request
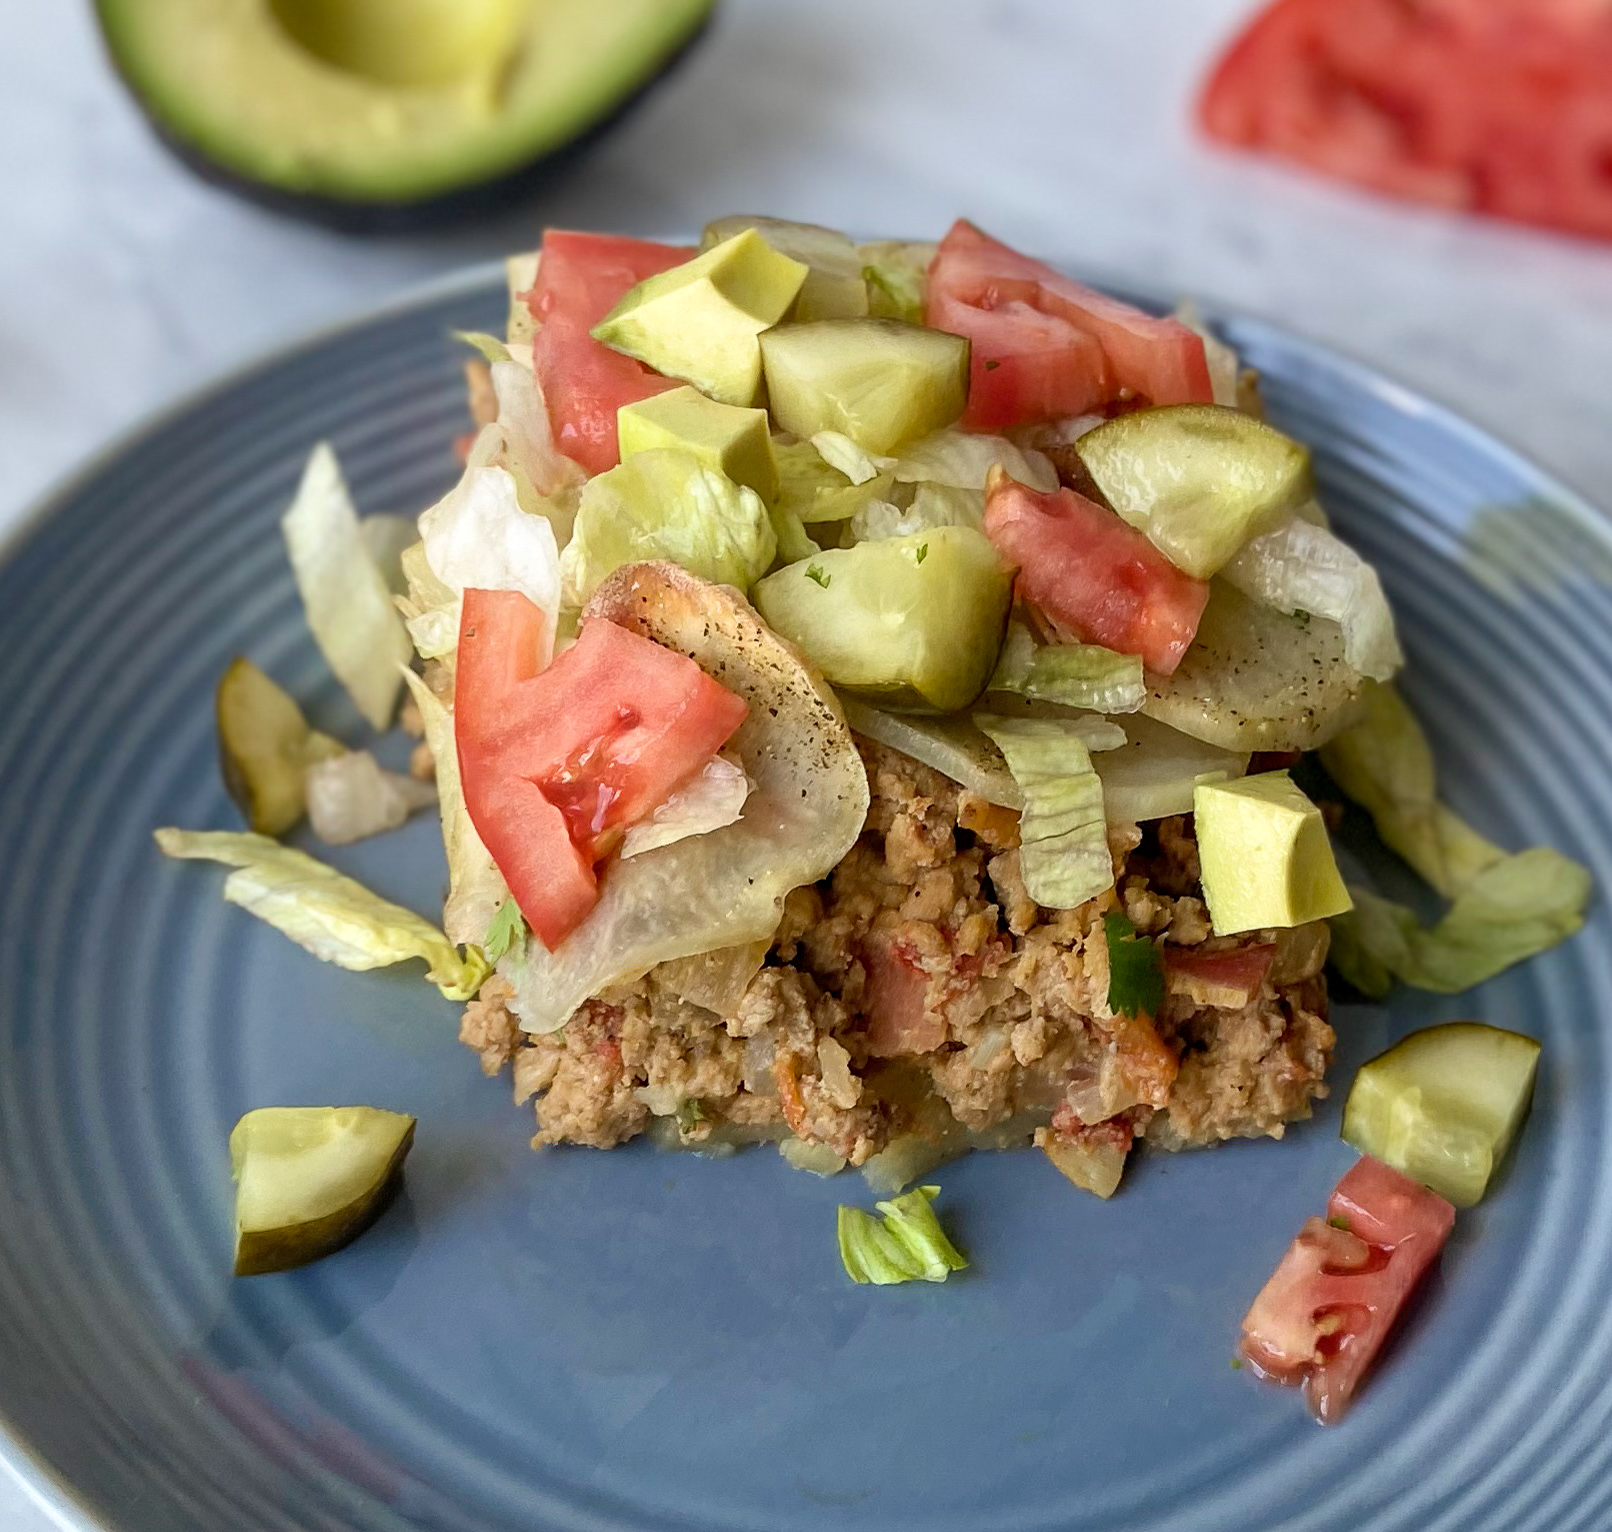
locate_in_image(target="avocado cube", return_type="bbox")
[703,215,869,321]
[759,319,970,455]
[1194,771,1353,935]
[592,230,809,406]
[618,386,778,501]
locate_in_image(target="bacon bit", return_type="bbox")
[594,1039,623,1072]
[774,1057,810,1135]
[862,937,945,1057]
[1165,942,1277,1009]
[1050,1109,1135,1154]
[1111,1015,1179,1108]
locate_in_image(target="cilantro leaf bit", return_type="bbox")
[1104,911,1165,1019]
[483,897,528,965]
[838,1186,968,1286]
[806,563,831,589]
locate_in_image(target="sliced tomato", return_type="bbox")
[927,220,1214,430]
[983,476,1210,674]
[456,589,748,948]
[525,231,694,476]
[861,934,944,1057]
[1164,942,1277,1009]
[1199,0,1612,243]
[1240,1155,1456,1423]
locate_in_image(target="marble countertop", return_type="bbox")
[4,1,1610,1525]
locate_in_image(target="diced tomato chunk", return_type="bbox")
[927,220,1213,430]
[525,231,694,476]
[1240,1156,1456,1423]
[983,475,1210,674]
[862,935,944,1057]
[456,590,748,948]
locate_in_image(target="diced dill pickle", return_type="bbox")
[752,526,1010,712]
[702,215,869,321]
[1342,1023,1541,1207]
[230,1106,416,1276]
[1076,404,1312,578]
[217,657,344,836]
[759,319,970,455]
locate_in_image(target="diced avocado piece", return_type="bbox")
[230,1106,416,1276]
[703,215,869,321]
[92,0,716,227]
[752,526,1011,712]
[1077,405,1313,578]
[617,386,778,501]
[217,657,345,837]
[1194,771,1352,935]
[1342,1023,1541,1207]
[592,231,808,406]
[760,319,970,455]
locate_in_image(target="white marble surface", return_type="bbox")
[3,0,1612,1525]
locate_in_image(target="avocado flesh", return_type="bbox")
[95,0,715,209]
[618,386,779,502]
[269,0,523,88]
[1194,770,1352,935]
[593,232,809,407]
[231,1106,416,1276]
[702,216,870,321]
[1342,1023,1540,1207]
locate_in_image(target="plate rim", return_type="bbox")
[0,253,1606,1532]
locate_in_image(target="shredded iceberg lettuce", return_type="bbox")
[974,715,1113,909]
[154,828,489,1000]
[1224,516,1404,681]
[837,1186,968,1285]
[810,431,883,485]
[453,329,512,365]
[281,444,413,731]
[305,750,436,846]
[620,753,753,859]
[773,439,894,525]
[990,622,1146,714]
[886,429,1058,494]
[489,358,586,512]
[859,241,932,324]
[560,450,776,604]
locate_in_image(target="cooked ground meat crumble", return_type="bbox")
[461,739,1334,1175]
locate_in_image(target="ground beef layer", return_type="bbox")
[461,740,1334,1178]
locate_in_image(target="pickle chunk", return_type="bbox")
[1077,405,1312,578]
[231,1106,416,1276]
[217,657,344,836]
[760,319,970,454]
[753,527,1011,712]
[1342,1023,1541,1207]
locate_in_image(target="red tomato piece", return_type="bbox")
[983,476,1210,674]
[456,589,748,948]
[927,220,1213,430]
[1164,942,1277,1009]
[1199,0,1612,243]
[1240,1156,1456,1423]
[861,934,944,1057]
[525,231,694,476]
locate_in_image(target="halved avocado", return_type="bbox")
[93,0,716,230]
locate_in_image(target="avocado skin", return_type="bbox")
[94,11,713,234]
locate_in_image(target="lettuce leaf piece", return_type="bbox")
[773,439,894,525]
[305,750,436,846]
[620,753,753,859]
[850,484,984,542]
[400,668,508,948]
[505,251,541,345]
[560,450,776,604]
[419,463,563,667]
[281,444,413,731]
[974,715,1113,909]
[858,239,936,325]
[810,431,883,485]
[1104,911,1165,1018]
[453,329,512,365]
[837,1186,968,1285]
[990,621,1146,714]
[839,697,1023,809]
[767,501,822,566]
[154,827,489,1000]
[359,515,420,597]
[482,898,527,966]
[1091,712,1248,824]
[1223,516,1404,682]
[397,540,462,663]
[886,429,1058,494]
[1331,849,1591,996]
[1319,681,1506,899]
[489,357,586,514]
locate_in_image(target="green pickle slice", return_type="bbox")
[1342,1022,1541,1207]
[1076,404,1312,578]
[231,1106,417,1276]
[217,656,344,836]
[753,527,1012,713]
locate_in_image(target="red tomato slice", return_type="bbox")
[1199,0,1612,242]
[861,934,944,1057]
[525,231,694,476]
[1240,1156,1456,1423]
[456,589,748,948]
[983,476,1210,675]
[927,220,1213,429]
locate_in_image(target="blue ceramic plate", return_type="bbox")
[2,268,1609,1532]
